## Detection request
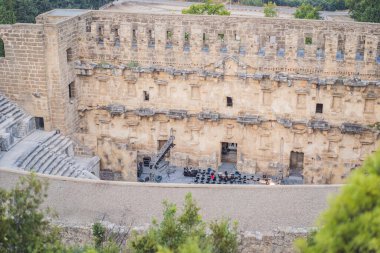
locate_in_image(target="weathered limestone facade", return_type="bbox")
[0,9,379,183]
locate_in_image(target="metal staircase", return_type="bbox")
[150,134,175,170]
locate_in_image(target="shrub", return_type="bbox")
[182,0,231,16]
[263,1,278,17]
[128,193,238,253]
[0,173,64,252]
[294,3,320,20]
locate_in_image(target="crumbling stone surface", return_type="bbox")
[340,123,366,134]
[198,111,220,121]
[167,110,188,119]
[100,104,126,117]
[308,120,330,131]
[135,108,155,117]
[237,115,263,125]
[276,118,293,128]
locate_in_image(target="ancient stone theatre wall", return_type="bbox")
[0,10,379,183]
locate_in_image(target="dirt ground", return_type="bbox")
[104,0,352,21]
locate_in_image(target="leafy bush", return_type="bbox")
[0,173,64,252]
[294,3,320,20]
[296,149,380,252]
[263,1,278,17]
[93,222,106,249]
[128,193,239,253]
[182,0,231,16]
[239,0,263,7]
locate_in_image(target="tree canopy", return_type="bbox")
[345,0,380,23]
[294,3,321,20]
[0,0,113,24]
[296,149,380,252]
[182,0,231,16]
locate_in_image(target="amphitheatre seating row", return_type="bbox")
[0,93,98,179]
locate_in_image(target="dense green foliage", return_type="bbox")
[182,0,231,16]
[294,3,320,19]
[263,1,277,17]
[345,0,380,23]
[0,0,113,24]
[0,38,4,57]
[0,173,63,252]
[296,149,380,252]
[240,0,346,11]
[128,193,239,253]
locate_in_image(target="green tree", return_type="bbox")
[263,1,278,17]
[294,3,320,20]
[296,149,380,252]
[128,193,239,253]
[0,0,16,24]
[0,173,63,252]
[0,0,114,24]
[182,0,231,16]
[345,0,380,23]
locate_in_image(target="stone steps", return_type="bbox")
[0,93,99,180]
[17,131,57,167]
[39,152,61,173]
[24,147,51,171]
[49,157,71,175]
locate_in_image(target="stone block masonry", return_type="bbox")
[0,9,379,182]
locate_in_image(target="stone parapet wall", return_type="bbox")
[72,11,380,80]
[0,168,339,231]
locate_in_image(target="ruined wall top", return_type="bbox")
[33,9,380,80]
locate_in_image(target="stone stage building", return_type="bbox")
[0,9,379,183]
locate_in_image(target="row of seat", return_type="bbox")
[0,93,98,179]
[15,131,97,179]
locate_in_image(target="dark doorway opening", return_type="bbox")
[35,117,44,130]
[158,140,170,158]
[289,151,304,176]
[221,142,237,163]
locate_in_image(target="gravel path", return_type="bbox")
[104,0,351,21]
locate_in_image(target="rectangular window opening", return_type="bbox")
[184,32,190,51]
[305,37,312,45]
[316,103,323,113]
[226,97,233,107]
[69,82,75,99]
[143,91,149,101]
[218,33,224,41]
[234,33,240,41]
[66,48,73,62]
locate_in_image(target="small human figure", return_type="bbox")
[211,172,215,180]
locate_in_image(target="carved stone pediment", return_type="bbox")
[213,56,247,76]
